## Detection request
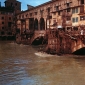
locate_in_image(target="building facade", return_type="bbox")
[0,0,21,35]
[4,0,21,13]
[16,0,85,33]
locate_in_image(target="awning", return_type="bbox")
[57,25,62,28]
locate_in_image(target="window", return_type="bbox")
[48,7,50,12]
[18,15,21,19]
[58,11,60,15]
[15,3,17,6]
[30,13,32,16]
[67,27,71,30]
[8,22,12,27]
[72,8,78,14]
[73,27,78,31]
[9,17,11,20]
[56,6,59,11]
[80,5,84,13]
[2,27,4,29]
[2,22,4,24]
[80,16,85,21]
[72,9,75,14]
[75,8,78,13]
[22,15,24,18]
[26,14,28,17]
[40,10,43,15]
[53,20,56,23]
[81,0,84,4]
[72,17,78,23]
[1,12,5,14]
[72,18,75,23]
[11,3,13,7]
[75,17,78,22]
[2,17,4,19]
[67,3,70,8]
[67,16,71,20]
[53,12,56,15]
[67,8,71,12]
[35,12,37,15]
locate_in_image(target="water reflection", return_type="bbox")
[0,41,85,85]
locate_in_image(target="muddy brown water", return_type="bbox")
[0,41,85,85]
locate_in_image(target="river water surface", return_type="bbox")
[0,41,85,85]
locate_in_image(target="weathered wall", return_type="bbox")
[46,29,85,54]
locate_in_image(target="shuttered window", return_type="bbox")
[72,8,78,14]
[72,17,78,23]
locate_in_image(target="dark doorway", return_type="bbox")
[40,18,45,30]
[34,18,38,30]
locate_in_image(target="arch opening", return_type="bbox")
[32,36,44,45]
[29,18,34,30]
[40,18,45,30]
[34,18,38,30]
[72,47,85,55]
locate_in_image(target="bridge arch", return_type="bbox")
[73,47,85,55]
[40,17,45,30]
[31,30,46,45]
[34,18,38,30]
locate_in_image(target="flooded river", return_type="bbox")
[0,41,85,85]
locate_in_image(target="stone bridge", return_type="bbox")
[45,29,85,55]
[31,30,46,45]
[71,35,85,54]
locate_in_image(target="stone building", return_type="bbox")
[16,0,85,34]
[0,6,14,35]
[4,0,21,13]
[0,0,21,35]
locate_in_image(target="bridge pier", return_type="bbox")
[45,29,85,55]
